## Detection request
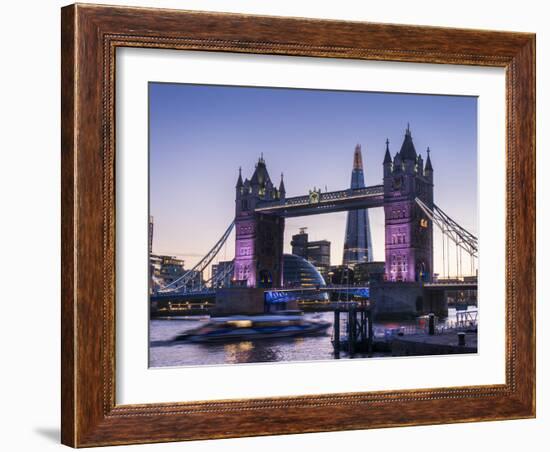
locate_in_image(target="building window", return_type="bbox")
[239,247,251,256]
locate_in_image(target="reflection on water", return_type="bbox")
[149,309,475,367]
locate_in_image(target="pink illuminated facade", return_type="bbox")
[383,126,434,282]
[233,156,285,288]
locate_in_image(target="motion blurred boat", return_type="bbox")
[173,314,330,343]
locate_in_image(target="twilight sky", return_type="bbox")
[149,82,478,278]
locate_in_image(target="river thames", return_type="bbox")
[149,308,475,367]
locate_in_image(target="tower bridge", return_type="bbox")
[233,125,435,290]
[155,125,478,318]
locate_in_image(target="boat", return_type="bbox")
[173,314,330,343]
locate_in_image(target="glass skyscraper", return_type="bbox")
[342,144,373,265]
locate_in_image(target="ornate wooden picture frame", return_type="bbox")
[61,3,535,447]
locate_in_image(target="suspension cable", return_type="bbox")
[446,228,450,280]
[415,197,478,258]
[455,244,459,278]
[441,229,445,279]
[158,221,235,292]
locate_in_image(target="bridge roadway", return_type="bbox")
[254,185,384,217]
[151,282,477,304]
[423,282,478,291]
[151,285,371,303]
[265,285,369,293]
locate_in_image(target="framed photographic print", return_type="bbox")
[61,3,536,447]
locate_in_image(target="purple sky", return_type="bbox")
[149,82,478,278]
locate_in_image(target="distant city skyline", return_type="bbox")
[149,82,478,278]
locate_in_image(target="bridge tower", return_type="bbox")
[383,125,434,283]
[234,156,285,288]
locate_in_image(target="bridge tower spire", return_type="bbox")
[279,172,286,199]
[383,138,392,177]
[425,146,433,181]
[236,166,243,188]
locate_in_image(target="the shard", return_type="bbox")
[342,144,373,265]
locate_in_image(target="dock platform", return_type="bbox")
[390,331,477,356]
